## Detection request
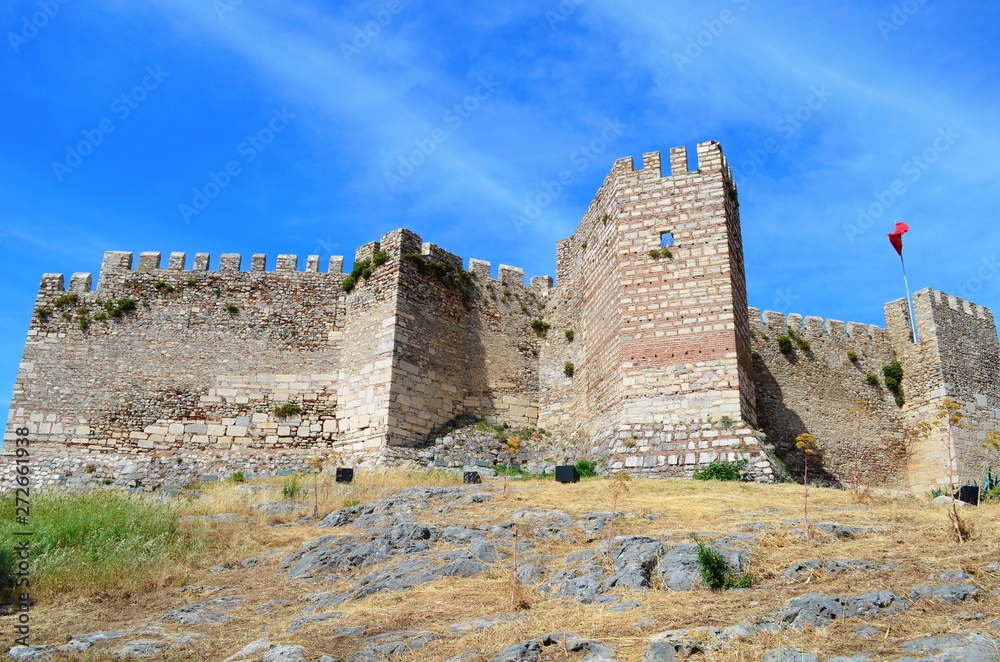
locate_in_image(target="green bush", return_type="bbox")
[530,319,551,337]
[564,361,575,377]
[693,460,747,481]
[153,280,176,293]
[777,335,793,353]
[0,491,196,597]
[272,403,301,418]
[795,336,811,351]
[36,308,52,321]
[343,251,390,293]
[225,303,239,314]
[53,293,79,307]
[847,350,859,362]
[648,248,673,259]
[565,328,574,342]
[866,373,880,387]
[883,361,904,406]
[282,476,301,500]
[693,536,755,590]
[575,459,597,477]
[230,471,245,484]
[185,277,198,286]
[104,298,137,319]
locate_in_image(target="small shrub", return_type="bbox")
[342,496,361,508]
[36,308,52,321]
[761,333,769,340]
[371,250,390,269]
[624,439,636,448]
[866,373,880,387]
[795,336,811,351]
[476,419,490,431]
[153,280,176,293]
[649,248,673,259]
[225,303,239,314]
[599,212,608,225]
[91,312,107,321]
[530,319,551,337]
[105,298,136,319]
[78,315,91,332]
[53,293,79,307]
[693,536,754,590]
[777,335,793,353]
[581,241,588,249]
[272,403,302,418]
[693,460,747,481]
[281,476,301,500]
[230,471,245,483]
[847,350,859,362]
[564,361,575,377]
[715,415,736,430]
[575,459,597,477]
[185,277,198,286]
[883,361,904,406]
[213,287,221,297]
[61,311,73,321]
[342,273,357,293]
[565,328,574,342]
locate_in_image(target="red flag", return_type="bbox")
[888,222,909,256]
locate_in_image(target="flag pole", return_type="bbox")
[899,252,918,343]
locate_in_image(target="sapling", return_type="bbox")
[605,471,632,566]
[502,436,522,496]
[308,456,323,518]
[847,400,873,502]
[933,400,968,541]
[795,433,819,541]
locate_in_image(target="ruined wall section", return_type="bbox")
[749,309,906,486]
[886,289,1000,491]
[6,251,346,459]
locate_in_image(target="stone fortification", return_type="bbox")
[5,141,999,492]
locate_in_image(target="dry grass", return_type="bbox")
[4,472,999,661]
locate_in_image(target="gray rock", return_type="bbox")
[261,645,308,662]
[642,641,677,662]
[450,614,526,633]
[287,611,342,633]
[108,639,165,658]
[516,563,544,583]
[648,627,727,655]
[162,597,242,625]
[223,637,276,661]
[539,563,605,603]
[775,591,906,628]
[939,570,971,580]
[442,652,479,662]
[470,539,502,563]
[489,641,542,662]
[252,501,312,517]
[241,549,284,568]
[609,599,642,612]
[852,625,881,638]
[255,600,288,615]
[316,504,370,528]
[348,632,436,661]
[7,646,53,661]
[279,526,435,580]
[762,649,819,662]
[933,495,969,507]
[909,583,980,604]
[812,522,889,538]
[782,559,893,580]
[827,657,873,662]
[442,525,487,543]
[603,536,667,590]
[901,631,999,661]
[162,632,207,646]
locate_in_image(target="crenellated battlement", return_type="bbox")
[749,307,886,342]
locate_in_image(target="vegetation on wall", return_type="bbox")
[401,252,476,305]
[563,361,575,377]
[530,319,551,337]
[272,403,302,418]
[883,361,904,406]
[648,248,673,259]
[342,250,390,293]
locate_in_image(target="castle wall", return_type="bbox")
[749,309,907,486]
[887,289,1000,492]
[6,252,346,456]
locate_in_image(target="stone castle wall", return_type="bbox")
[5,141,999,493]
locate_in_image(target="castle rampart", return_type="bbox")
[5,141,997,493]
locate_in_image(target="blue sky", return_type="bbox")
[2,0,999,415]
